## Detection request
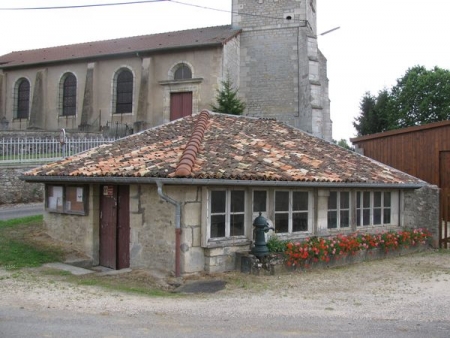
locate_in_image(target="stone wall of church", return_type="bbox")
[222,34,241,91]
[239,27,300,120]
[232,0,332,141]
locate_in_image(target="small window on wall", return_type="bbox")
[209,189,245,239]
[356,191,391,226]
[327,191,350,229]
[46,185,88,215]
[274,191,310,233]
[253,190,267,214]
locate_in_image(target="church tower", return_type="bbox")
[232,0,332,141]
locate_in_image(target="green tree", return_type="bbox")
[211,76,246,115]
[389,66,450,128]
[333,138,354,151]
[353,66,450,136]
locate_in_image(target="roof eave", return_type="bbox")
[19,175,426,189]
[0,41,227,70]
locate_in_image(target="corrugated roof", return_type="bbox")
[0,25,240,68]
[23,111,425,185]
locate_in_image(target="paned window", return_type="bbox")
[15,78,30,119]
[61,73,77,116]
[174,64,192,80]
[274,191,309,233]
[253,190,267,213]
[328,191,350,229]
[210,189,245,238]
[357,191,391,226]
[46,185,88,215]
[115,69,133,114]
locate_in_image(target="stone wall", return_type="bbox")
[403,185,440,247]
[232,0,332,141]
[0,165,44,204]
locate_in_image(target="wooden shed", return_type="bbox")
[351,120,450,188]
[351,120,450,247]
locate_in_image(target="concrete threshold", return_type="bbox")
[44,262,133,276]
[44,263,95,276]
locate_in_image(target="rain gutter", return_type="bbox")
[20,175,427,189]
[156,181,182,278]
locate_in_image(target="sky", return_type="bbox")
[1,0,450,142]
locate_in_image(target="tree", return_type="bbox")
[333,138,354,151]
[389,66,450,128]
[211,76,246,115]
[353,90,392,136]
[353,66,450,136]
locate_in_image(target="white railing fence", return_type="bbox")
[0,137,116,164]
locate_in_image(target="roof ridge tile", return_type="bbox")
[174,110,211,177]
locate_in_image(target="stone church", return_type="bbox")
[0,0,332,141]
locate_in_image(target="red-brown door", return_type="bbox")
[100,185,130,269]
[117,186,130,269]
[170,92,193,121]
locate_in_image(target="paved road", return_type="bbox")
[1,305,449,338]
[0,203,43,220]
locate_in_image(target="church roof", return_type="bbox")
[0,25,240,69]
[22,111,426,187]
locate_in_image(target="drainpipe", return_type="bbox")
[156,181,182,277]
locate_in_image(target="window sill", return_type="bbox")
[204,237,251,249]
[159,78,203,86]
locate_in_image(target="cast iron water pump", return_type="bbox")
[251,212,274,259]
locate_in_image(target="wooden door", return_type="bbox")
[117,186,130,269]
[439,151,450,189]
[439,151,450,247]
[100,185,117,269]
[170,92,193,121]
[100,185,130,269]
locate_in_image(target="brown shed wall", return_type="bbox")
[351,121,450,187]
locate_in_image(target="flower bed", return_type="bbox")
[268,228,432,270]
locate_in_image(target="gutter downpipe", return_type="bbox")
[156,181,182,278]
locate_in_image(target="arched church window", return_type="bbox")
[60,73,77,116]
[15,78,30,119]
[174,64,192,80]
[114,69,133,114]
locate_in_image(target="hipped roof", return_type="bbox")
[22,111,426,187]
[0,25,240,69]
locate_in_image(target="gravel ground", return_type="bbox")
[1,251,450,322]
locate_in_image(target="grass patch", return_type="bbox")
[0,215,63,270]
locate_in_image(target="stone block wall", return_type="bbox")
[0,165,44,204]
[403,185,440,247]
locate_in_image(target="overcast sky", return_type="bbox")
[1,0,449,142]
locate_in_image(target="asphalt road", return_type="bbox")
[1,305,449,338]
[0,203,43,220]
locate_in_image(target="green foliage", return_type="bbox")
[333,138,354,151]
[353,89,392,136]
[211,75,246,115]
[267,235,288,253]
[354,65,450,136]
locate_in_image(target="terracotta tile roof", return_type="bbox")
[0,25,240,69]
[23,111,425,186]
